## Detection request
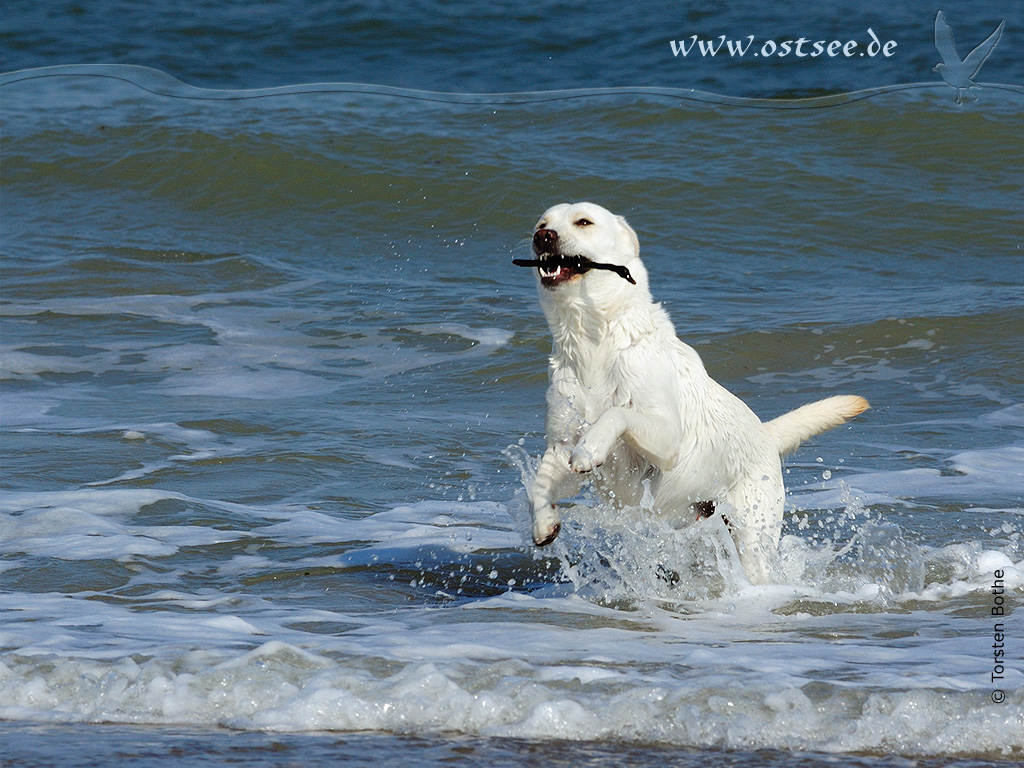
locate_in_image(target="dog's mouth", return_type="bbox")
[517,254,587,288]
[512,254,635,288]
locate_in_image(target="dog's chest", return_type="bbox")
[551,352,632,425]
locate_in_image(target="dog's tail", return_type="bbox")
[765,395,870,457]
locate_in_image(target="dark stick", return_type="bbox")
[512,256,636,285]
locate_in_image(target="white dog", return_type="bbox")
[515,202,869,585]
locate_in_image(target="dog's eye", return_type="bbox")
[575,218,593,227]
[537,222,547,230]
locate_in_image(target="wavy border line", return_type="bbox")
[2,64,1023,109]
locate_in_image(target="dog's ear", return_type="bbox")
[617,215,640,257]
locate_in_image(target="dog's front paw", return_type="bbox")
[569,444,599,473]
[532,504,562,546]
[570,420,619,473]
[533,521,561,547]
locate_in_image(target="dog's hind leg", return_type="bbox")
[722,472,785,586]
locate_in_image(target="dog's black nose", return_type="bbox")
[533,228,558,253]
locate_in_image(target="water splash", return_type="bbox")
[505,449,1023,612]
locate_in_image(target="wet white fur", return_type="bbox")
[526,202,869,584]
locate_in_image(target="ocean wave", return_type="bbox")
[4,64,1024,111]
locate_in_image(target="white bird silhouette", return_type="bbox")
[933,11,1005,104]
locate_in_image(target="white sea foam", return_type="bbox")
[1,292,513,406]
[789,441,1024,509]
[1,627,1021,756]
[982,403,1024,428]
[2,485,1021,756]
[0,489,250,560]
[408,323,515,348]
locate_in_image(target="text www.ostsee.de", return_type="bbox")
[670,29,897,60]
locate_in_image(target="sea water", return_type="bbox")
[2,3,1023,766]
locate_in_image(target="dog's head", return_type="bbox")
[528,202,643,292]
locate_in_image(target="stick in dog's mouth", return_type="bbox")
[512,255,636,285]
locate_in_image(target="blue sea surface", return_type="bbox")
[3,0,1023,94]
[2,2,1023,766]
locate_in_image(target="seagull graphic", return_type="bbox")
[933,11,1005,104]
